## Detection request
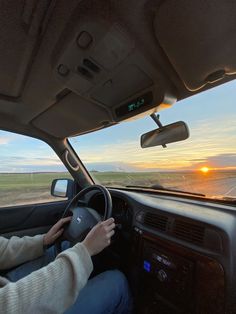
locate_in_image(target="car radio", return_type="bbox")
[141,241,195,311]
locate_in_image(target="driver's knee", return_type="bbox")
[66,269,133,314]
[105,269,129,296]
[96,269,133,313]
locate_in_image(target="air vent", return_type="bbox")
[143,212,168,232]
[173,220,205,245]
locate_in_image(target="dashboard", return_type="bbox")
[86,188,236,314]
[88,193,133,229]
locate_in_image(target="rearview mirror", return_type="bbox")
[141,121,189,148]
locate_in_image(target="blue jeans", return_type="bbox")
[5,245,133,314]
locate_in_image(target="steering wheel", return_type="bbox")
[60,185,113,245]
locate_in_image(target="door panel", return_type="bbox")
[0,130,75,237]
[0,200,69,237]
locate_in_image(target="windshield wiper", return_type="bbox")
[125,185,205,197]
[221,196,236,203]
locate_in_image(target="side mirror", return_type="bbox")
[51,179,74,198]
[141,121,189,148]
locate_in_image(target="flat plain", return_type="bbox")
[0,170,235,207]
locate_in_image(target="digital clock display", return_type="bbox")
[127,98,145,112]
[115,91,153,118]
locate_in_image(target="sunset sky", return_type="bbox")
[73,79,236,172]
[0,79,236,173]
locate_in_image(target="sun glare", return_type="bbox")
[200,166,210,173]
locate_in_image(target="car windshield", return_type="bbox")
[70,80,236,201]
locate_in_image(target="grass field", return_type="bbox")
[0,172,71,207]
[91,170,236,198]
[0,170,236,207]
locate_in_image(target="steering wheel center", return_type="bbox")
[62,185,113,243]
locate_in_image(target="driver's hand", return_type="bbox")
[43,217,72,246]
[82,218,115,256]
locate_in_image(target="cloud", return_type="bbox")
[86,162,139,172]
[0,137,10,145]
[192,153,236,169]
[0,156,66,173]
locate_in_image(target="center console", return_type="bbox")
[131,229,225,314]
[142,241,195,312]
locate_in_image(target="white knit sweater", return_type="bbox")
[0,235,93,313]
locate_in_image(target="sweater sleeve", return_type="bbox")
[0,235,44,270]
[0,242,93,314]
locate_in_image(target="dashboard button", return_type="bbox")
[77,31,93,49]
[157,269,168,282]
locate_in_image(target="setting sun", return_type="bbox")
[200,166,210,173]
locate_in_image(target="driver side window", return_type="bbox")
[0,130,72,208]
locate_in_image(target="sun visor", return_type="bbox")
[154,0,236,91]
[32,92,112,138]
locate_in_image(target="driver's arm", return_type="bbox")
[0,218,115,314]
[0,242,93,313]
[0,217,71,270]
[0,235,44,270]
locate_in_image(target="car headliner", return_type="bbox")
[0,0,235,142]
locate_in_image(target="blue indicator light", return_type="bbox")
[143,260,151,272]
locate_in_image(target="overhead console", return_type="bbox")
[3,0,236,138]
[33,15,176,137]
